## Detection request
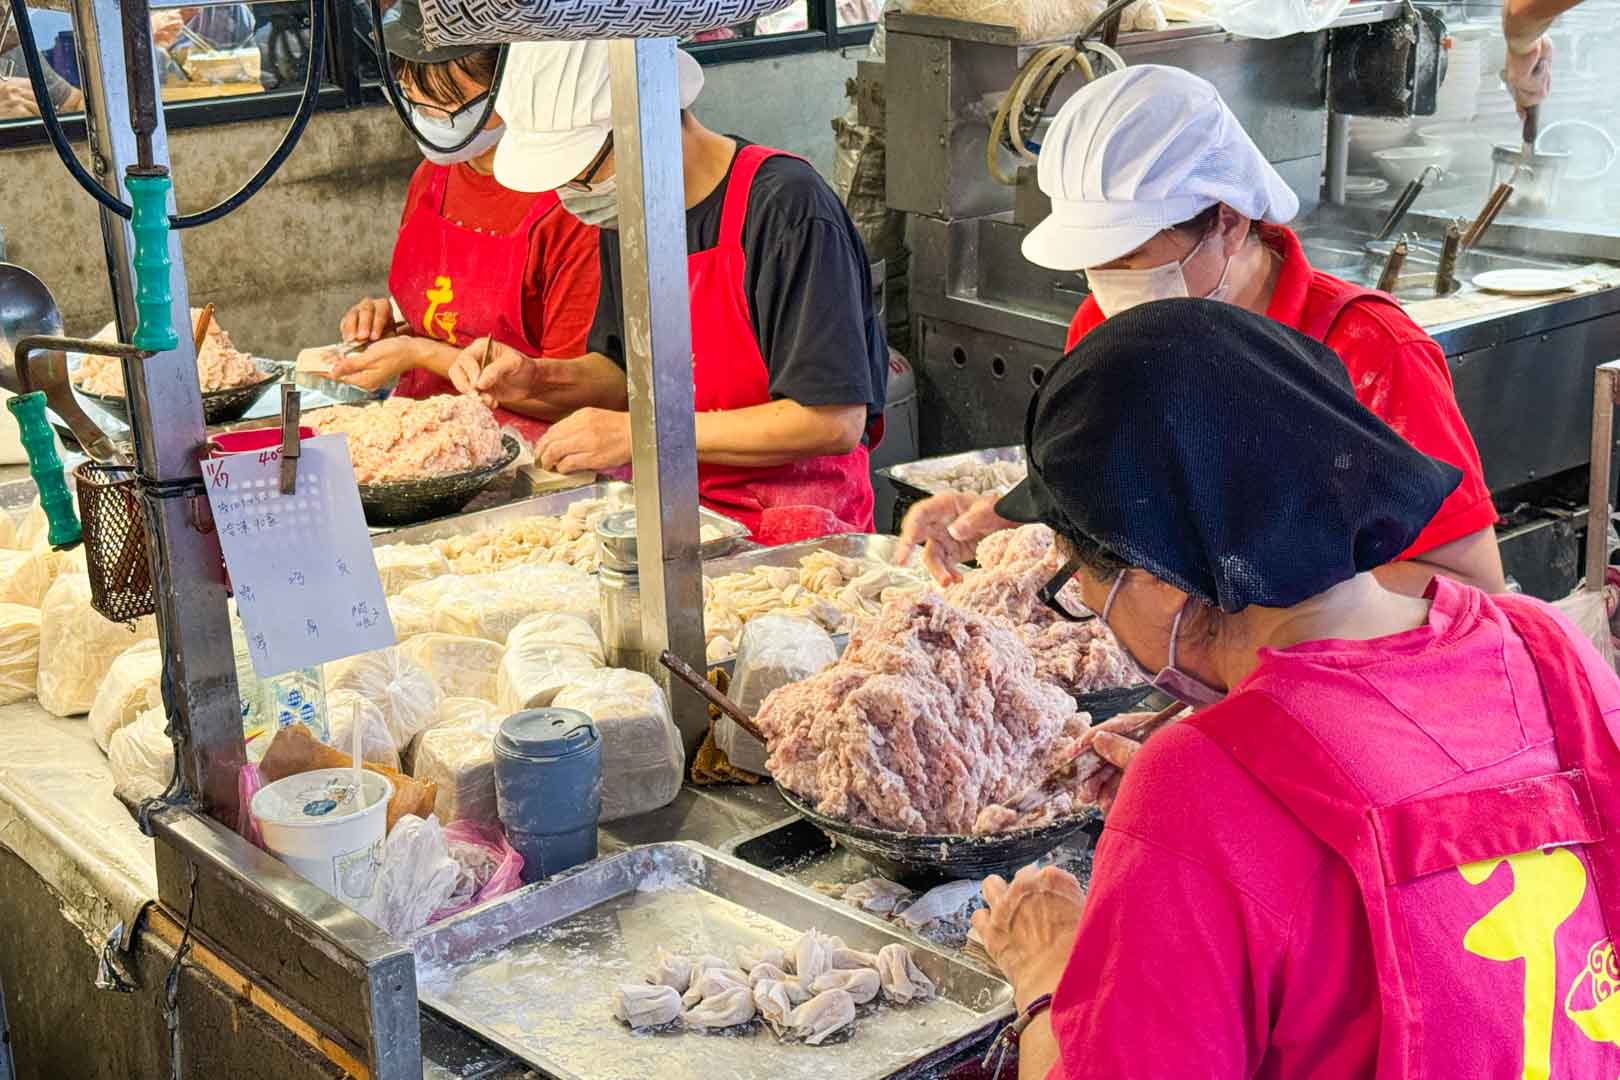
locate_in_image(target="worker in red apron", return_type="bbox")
[447,42,887,545]
[329,0,600,445]
[898,65,1503,598]
[963,300,1620,1080]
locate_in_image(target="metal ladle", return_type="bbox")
[0,263,130,465]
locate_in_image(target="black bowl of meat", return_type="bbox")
[776,784,1097,886]
[356,433,523,527]
[74,360,285,427]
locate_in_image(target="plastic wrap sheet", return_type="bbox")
[0,701,158,952]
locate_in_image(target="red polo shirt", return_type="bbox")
[1064,225,1496,559]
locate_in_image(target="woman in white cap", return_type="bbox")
[899,64,1502,599]
[329,0,600,443]
[447,41,888,545]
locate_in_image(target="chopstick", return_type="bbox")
[659,649,770,744]
[192,303,214,353]
[1006,701,1188,812]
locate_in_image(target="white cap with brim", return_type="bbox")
[493,42,705,194]
[1021,65,1301,273]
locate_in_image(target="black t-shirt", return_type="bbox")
[587,140,888,425]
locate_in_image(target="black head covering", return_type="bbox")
[383,0,483,64]
[997,298,1462,613]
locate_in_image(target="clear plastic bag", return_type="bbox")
[374,813,461,938]
[326,688,403,771]
[721,615,839,775]
[397,633,505,702]
[1212,0,1345,37]
[387,594,435,639]
[498,618,602,712]
[0,547,72,607]
[412,698,507,824]
[90,638,165,752]
[431,565,600,642]
[430,819,525,922]
[324,647,443,750]
[553,668,683,822]
[37,574,158,716]
[371,543,450,597]
[0,601,41,706]
[108,707,174,803]
[504,611,604,663]
[903,0,1164,37]
[1553,586,1619,674]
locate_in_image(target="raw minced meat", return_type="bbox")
[756,594,1088,835]
[945,524,1136,694]
[308,396,505,483]
[75,310,261,396]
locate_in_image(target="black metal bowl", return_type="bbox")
[74,360,285,427]
[776,784,1096,886]
[1074,682,1153,723]
[356,434,522,527]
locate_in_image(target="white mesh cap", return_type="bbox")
[1022,65,1301,272]
[493,41,705,194]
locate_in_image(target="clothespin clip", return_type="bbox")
[278,382,301,495]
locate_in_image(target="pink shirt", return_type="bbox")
[1049,580,1620,1079]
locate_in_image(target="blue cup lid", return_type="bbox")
[495,708,599,760]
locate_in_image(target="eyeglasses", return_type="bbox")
[403,89,489,123]
[1037,554,1096,623]
[563,134,615,193]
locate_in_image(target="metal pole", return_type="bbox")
[73,0,245,825]
[1324,110,1350,206]
[1586,361,1620,592]
[607,39,709,756]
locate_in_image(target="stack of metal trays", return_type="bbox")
[371,480,752,563]
[413,842,1013,1080]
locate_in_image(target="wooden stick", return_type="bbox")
[192,302,214,353]
[1007,701,1188,811]
[659,649,770,744]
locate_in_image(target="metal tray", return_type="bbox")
[702,534,932,667]
[876,447,1026,500]
[413,842,1012,1080]
[371,480,751,561]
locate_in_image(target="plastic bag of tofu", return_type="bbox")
[37,574,158,716]
[327,688,402,770]
[325,647,442,751]
[108,706,175,803]
[432,564,600,642]
[89,638,164,752]
[720,615,840,775]
[552,668,682,822]
[371,543,450,596]
[503,611,603,660]
[497,615,602,712]
[412,697,507,824]
[398,633,504,702]
[0,601,42,706]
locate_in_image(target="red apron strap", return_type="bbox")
[1496,596,1620,942]
[1298,285,1403,344]
[718,144,796,251]
[425,162,451,215]
[516,187,562,231]
[1372,769,1603,885]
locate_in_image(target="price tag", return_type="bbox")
[203,434,394,677]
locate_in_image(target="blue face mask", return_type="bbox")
[1101,571,1227,708]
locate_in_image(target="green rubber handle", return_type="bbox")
[5,392,81,548]
[125,173,179,352]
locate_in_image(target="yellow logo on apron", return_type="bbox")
[423,276,459,345]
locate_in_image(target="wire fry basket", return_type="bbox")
[75,462,157,622]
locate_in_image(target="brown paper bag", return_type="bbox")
[259,723,438,832]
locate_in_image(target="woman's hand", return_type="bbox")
[340,297,399,346]
[1075,709,1182,811]
[894,492,1011,585]
[972,865,1085,1009]
[1503,35,1553,115]
[535,408,632,474]
[329,337,423,392]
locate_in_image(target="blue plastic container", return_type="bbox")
[494,708,602,884]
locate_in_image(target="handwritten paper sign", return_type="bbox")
[203,434,395,677]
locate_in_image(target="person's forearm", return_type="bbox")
[1017,1014,1062,1080]
[1503,0,1580,47]
[491,351,628,419]
[412,339,460,380]
[1374,526,1506,596]
[692,400,865,468]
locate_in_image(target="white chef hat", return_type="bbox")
[493,41,706,194]
[1021,65,1300,272]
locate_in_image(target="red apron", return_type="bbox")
[686,144,876,545]
[1198,595,1620,1078]
[1298,282,1404,343]
[388,163,559,445]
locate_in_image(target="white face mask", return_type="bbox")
[1083,229,1235,318]
[557,176,619,229]
[413,106,504,166]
